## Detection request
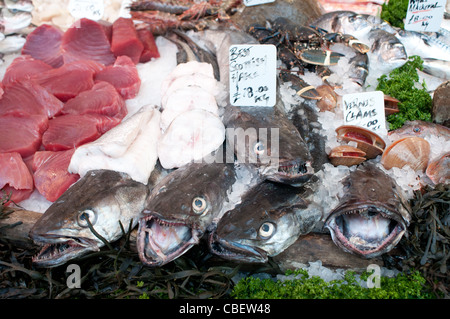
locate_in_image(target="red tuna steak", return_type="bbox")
[0,152,34,205]
[42,113,122,151]
[22,24,64,68]
[137,29,160,63]
[0,80,64,118]
[42,115,102,151]
[0,114,48,158]
[32,61,96,102]
[62,81,127,119]
[94,55,141,99]
[2,55,53,86]
[33,149,80,202]
[62,18,116,66]
[111,18,143,64]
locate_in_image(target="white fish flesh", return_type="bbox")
[157,109,225,169]
[125,36,178,116]
[160,72,222,108]
[4,0,34,13]
[160,86,219,131]
[160,60,216,103]
[68,105,161,184]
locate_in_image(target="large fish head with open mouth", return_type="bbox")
[224,106,314,186]
[137,162,237,267]
[324,162,411,258]
[29,170,149,268]
[209,182,322,263]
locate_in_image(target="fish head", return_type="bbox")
[388,120,450,141]
[368,29,407,70]
[324,163,411,258]
[209,182,322,263]
[29,170,148,268]
[137,163,236,267]
[209,203,308,263]
[224,106,314,186]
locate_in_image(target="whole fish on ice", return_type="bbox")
[137,162,249,267]
[208,181,322,263]
[29,169,155,268]
[324,162,411,258]
[223,105,314,186]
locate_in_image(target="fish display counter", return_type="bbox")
[0,0,449,299]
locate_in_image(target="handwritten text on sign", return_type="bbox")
[229,44,276,107]
[405,0,445,31]
[343,91,386,134]
[69,0,104,21]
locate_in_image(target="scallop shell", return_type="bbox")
[426,152,449,185]
[381,137,430,172]
[335,125,386,159]
[329,145,366,167]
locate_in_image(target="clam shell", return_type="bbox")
[335,125,386,159]
[426,152,449,185]
[381,137,430,171]
[329,145,366,167]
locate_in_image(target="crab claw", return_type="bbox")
[299,49,344,66]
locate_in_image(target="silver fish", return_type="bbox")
[422,58,450,80]
[395,29,450,61]
[367,28,408,71]
[311,11,396,38]
[208,181,322,263]
[0,8,32,35]
[324,162,411,258]
[29,169,154,268]
[4,0,34,13]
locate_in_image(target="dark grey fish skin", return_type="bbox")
[137,162,242,267]
[324,162,411,259]
[29,169,152,268]
[223,105,314,186]
[208,181,322,263]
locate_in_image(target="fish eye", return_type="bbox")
[413,127,421,133]
[192,197,208,215]
[77,209,97,228]
[253,141,265,156]
[258,222,276,239]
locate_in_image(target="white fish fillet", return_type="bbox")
[160,73,221,108]
[160,61,215,100]
[158,109,225,169]
[68,105,161,184]
[160,86,219,131]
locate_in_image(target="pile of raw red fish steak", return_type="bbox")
[0,18,160,204]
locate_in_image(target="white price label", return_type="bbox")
[229,44,277,107]
[243,0,275,6]
[342,91,386,134]
[69,0,104,21]
[405,0,446,31]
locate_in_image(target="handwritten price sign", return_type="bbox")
[229,44,276,107]
[68,0,104,21]
[405,0,445,31]
[342,91,386,134]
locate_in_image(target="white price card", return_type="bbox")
[69,0,104,21]
[342,91,386,134]
[243,0,275,6]
[405,0,446,31]
[229,44,277,107]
